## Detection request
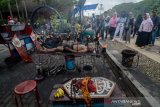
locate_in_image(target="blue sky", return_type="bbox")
[84,0,143,15]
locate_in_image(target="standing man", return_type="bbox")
[123,12,134,43]
[104,16,110,39]
[158,19,160,38]
[149,10,159,46]
[96,15,105,39]
[91,13,96,30]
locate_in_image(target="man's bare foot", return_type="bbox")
[37,48,47,54]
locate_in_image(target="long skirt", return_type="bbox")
[135,31,151,47]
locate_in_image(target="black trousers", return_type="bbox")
[135,31,151,47]
[109,27,116,39]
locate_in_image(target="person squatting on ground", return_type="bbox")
[135,13,153,49]
[148,10,160,46]
[112,12,127,41]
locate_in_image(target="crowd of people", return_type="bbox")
[88,10,160,49]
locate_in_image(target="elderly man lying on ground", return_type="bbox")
[38,40,95,54]
[38,39,107,54]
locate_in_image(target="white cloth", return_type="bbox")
[113,24,124,40]
[139,18,153,32]
[118,17,127,23]
[112,17,127,40]
[8,20,15,25]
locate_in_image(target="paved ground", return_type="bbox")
[0,45,9,58]
[106,37,160,103]
[121,37,160,63]
[0,51,127,107]
[113,37,160,83]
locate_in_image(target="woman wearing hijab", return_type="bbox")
[135,13,153,49]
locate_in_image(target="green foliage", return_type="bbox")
[63,20,71,29]
[108,0,160,17]
[62,19,71,32]
[0,0,76,16]
[143,0,160,14]
[0,19,7,25]
[0,0,8,9]
[33,0,76,17]
[0,0,19,11]
[50,15,61,32]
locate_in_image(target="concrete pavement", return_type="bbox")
[118,36,160,63]
[106,38,160,103]
[0,45,10,65]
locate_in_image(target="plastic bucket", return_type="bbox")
[65,55,75,71]
[121,49,137,67]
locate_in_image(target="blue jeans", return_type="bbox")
[149,28,158,45]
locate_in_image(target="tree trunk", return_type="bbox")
[0,10,4,24]
[15,0,20,20]
[8,0,13,19]
[23,0,28,20]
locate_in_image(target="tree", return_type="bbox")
[144,0,160,15]
[105,0,160,18]
[33,0,77,16]
[0,0,19,11]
